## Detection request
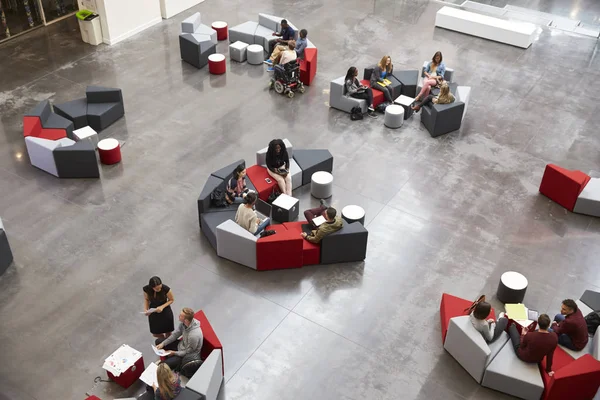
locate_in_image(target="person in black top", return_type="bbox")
[143,276,175,339]
[344,66,376,115]
[265,19,296,63]
[265,139,292,196]
[226,164,251,204]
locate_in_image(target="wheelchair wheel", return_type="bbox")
[274,81,284,94]
[298,84,306,94]
[287,91,295,98]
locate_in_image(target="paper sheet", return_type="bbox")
[312,216,326,226]
[140,308,157,315]
[102,344,142,376]
[139,362,158,387]
[505,303,528,320]
[152,344,169,357]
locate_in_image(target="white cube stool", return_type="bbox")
[247,44,264,65]
[311,171,333,199]
[342,205,365,225]
[229,40,249,62]
[384,104,404,128]
[73,126,99,147]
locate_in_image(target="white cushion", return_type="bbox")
[25,137,62,177]
[216,219,257,269]
[574,178,600,217]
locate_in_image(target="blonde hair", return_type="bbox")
[437,82,453,104]
[378,55,392,73]
[157,363,176,399]
[288,40,296,50]
[182,307,194,322]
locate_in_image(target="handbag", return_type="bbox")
[464,295,486,315]
[350,106,363,121]
[267,187,281,204]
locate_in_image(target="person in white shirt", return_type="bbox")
[267,41,297,72]
[234,192,270,236]
[469,301,508,343]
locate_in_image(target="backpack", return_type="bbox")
[210,187,228,208]
[585,311,600,335]
[350,106,363,120]
[180,352,203,378]
[267,187,281,204]
[376,101,391,113]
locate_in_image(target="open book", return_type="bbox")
[312,216,326,227]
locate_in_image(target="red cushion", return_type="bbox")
[539,164,590,211]
[540,351,600,400]
[194,310,224,374]
[282,221,321,265]
[360,80,384,107]
[39,128,67,141]
[439,293,495,343]
[257,224,303,270]
[86,397,102,400]
[23,116,42,137]
[299,47,317,86]
[246,165,278,201]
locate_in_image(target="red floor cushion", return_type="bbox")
[282,221,320,265]
[540,349,600,400]
[257,224,303,270]
[439,293,495,343]
[194,310,224,374]
[360,79,384,107]
[539,164,590,211]
[299,47,317,86]
[23,116,42,137]
[246,165,278,201]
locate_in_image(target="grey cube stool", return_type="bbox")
[342,205,365,225]
[247,44,264,65]
[384,104,404,128]
[229,41,249,62]
[497,271,528,303]
[0,218,14,276]
[311,171,333,199]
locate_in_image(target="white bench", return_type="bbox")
[435,6,536,49]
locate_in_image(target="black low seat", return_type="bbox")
[86,86,125,132]
[581,290,600,312]
[0,227,13,276]
[43,112,75,139]
[25,99,51,120]
[320,221,368,264]
[201,210,237,250]
[293,149,333,186]
[392,70,419,98]
[53,140,100,178]
[53,98,88,130]
[363,67,402,99]
[420,101,465,138]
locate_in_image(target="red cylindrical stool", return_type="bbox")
[97,138,122,165]
[208,53,226,75]
[211,21,228,41]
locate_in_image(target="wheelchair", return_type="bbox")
[268,60,305,98]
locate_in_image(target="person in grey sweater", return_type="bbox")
[344,66,375,115]
[469,301,508,343]
[155,307,203,371]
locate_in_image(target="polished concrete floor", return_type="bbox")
[1,0,600,399]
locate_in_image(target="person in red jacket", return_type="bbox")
[508,314,558,376]
[550,299,589,350]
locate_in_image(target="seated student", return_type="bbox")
[508,314,557,377]
[295,29,308,58]
[264,19,296,64]
[226,164,250,205]
[345,66,376,115]
[155,308,204,372]
[469,301,509,343]
[550,299,589,351]
[411,82,454,112]
[301,205,343,243]
[235,192,271,236]
[152,363,182,400]
[370,55,394,103]
[268,40,297,72]
[265,139,292,196]
[414,51,446,105]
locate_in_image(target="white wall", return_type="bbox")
[160,0,205,19]
[93,0,162,45]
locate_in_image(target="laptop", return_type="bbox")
[255,199,272,220]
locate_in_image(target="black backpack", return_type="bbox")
[210,187,228,208]
[350,106,363,120]
[376,101,391,113]
[585,311,600,335]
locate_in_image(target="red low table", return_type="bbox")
[211,21,228,41]
[208,54,226,75]
[97,138,122,165]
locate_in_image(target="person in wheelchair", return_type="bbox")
[273,59,299,83]
[267,41,297,72]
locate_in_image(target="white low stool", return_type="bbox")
[247,44,264,65]
[73,126,99,147]
[384,104,404,128]
[229,41,249,62]
[342,205,365,225]
[311,171,333,199]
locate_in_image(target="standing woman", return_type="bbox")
[370,55,394,103]
[143,276,175,339]
[152,363,182,400]
[345,66,376,113]
[265,139,292,196]
[414,51,446,104]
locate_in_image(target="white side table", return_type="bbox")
[342,205,365,225]
[73,126,99,147]
[311,171,333,199]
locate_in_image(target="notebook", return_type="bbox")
[312,215,326,226]
[255,199,272,220]
[505,303,528,321]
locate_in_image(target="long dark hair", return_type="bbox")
[345,66,357,82]
[266,139,289,169]
[473,301,491,320]
[233,163,245,180]
[149,276,162,288]
[432,51,443,65]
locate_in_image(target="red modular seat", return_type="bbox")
[246,165,279,201]
[540,348,600,400]
[539,164,590,211]
[256,224,303,270]
[360,79,384,107]
[299,47,317,86]
[194,310,224,374]
[23,116,42,137]
[439,293,495,343]
[282,221,320,265]
[85,397,102,400]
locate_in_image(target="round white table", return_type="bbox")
[497,271,528,303]
[311,171,333,199]
[342,205,365,225]
[384,104,404,128]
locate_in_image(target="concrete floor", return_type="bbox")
[1,0,600,399]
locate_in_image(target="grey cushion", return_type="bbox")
[329,76,367,114]
[211,159,246,180]
[258,13,282,32]
[87,101,125,132]
[43,112,74,139]
[179,33,216,69]
[186,349,223,400]
[216,219,257,269]
[443,316,509,383]
[574,178,600,217]
[420,101,465,137]
[53,139,99,179]
[86,86,123,104]
[0,226,13,276]
[393,70,419,97]
[293,149,333,186]
[182,12,202,33]
[228,21,258,45]
[25,99,51,121]
[201,210,237,251]
[175,387,205,400]
[581,290,600,312]
[481,343,545,400]
[320,221,368,264]
[53,98,88,130]
[194,23,217,45]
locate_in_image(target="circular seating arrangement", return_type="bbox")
[211,21,228,41]
[384,104,404,128]
[208,53,227,75]
[247,44,264,65]
[496,271,528,303]
[98,138,122,165]
[342,205,365,225]
[310,171,333,199]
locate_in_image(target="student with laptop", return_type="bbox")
[301,201,343,243]
[235,192,271,236]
